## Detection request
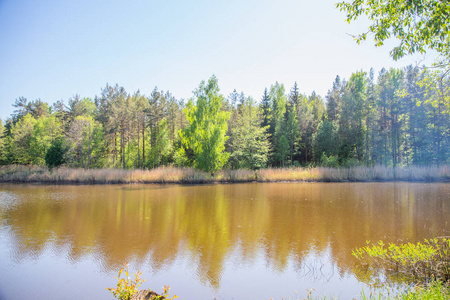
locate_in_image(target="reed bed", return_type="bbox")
[216,169,256,182]
[0,165,449,184]
[258,165,450,182]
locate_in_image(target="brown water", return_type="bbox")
[0,182,449,300]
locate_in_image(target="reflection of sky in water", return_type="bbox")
[0,182,449,300]
[0,229,364,300]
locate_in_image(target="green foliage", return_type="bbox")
[313,119,339,162]
[276,135,290,167]
[283,103,300,165]
[270,82,288,165]
[270,82,287,131]
[229,97,270,170]
[5,114,62,165]
[148,118,172,168]
[336,0,450,61]
[338,71,367,162]
[418,69,450,115]
[45,139,65,169]
[106,262,145,300]
[68,95,97,121]
[320,154,339,168]
[1,68,449,170]
[353,238,450,284]
[395,281,449,300]
[180,75,230,175]
[31,115,63,165]
[359,281,449,300]
[153,286,178,300]
[0,119,4,164]
[8,114,37,164]
[173,147,190,167]
[65,116,105,168]
[107,262,178,300]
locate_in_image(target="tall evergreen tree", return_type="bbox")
[282,102,299,165]
[312,118,339,162]
[338,71,367,163]
[270,82,287,165]
[289,81,300,107]
[326,76,342,122]
[230,97,270,169]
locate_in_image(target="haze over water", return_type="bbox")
[0,182,449,299]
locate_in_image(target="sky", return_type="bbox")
[0,0,435,121]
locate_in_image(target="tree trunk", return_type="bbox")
[137,119,140,168]
[88,122,91,169]
[142,118,146,167]
[122,128,125,170]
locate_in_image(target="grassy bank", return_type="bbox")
[302,282,450,299]
[0,165,449,184]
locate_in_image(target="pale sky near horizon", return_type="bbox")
[0,0,435,121]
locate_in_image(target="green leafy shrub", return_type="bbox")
[107,262,178,300]
[353,238,450,284]
[320,154,339,168]
[106,262,145,300]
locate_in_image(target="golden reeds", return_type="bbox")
[0,165,448,184]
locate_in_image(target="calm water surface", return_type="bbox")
[0,182,449,299]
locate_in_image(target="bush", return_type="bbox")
[45,139,65,169]
[320,154,339,168]
[353,238,450,284]
[106,262,145,300]
[341,157,360,167]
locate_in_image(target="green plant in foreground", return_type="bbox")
[106,262,145,300]
[107,262,178,300]
[397,281,449,300]
[352,238,450,284]
[360,280,449,300]
[153,285,178,300]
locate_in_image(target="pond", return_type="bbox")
[0,182,449,299]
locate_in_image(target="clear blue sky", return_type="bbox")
[0,0,432,121]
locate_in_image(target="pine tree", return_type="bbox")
[312,119,339,162]
[289,82,300,107]
[326,76,341,122]
[270,82,287,166]
[230,97,270,169]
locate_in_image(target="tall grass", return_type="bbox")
[258,165,450,182]
[0,165,449,184]
[0,165,212,184]
[359,281,449,300]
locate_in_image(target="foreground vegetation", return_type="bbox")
[353,238,450,285]
[352,238,450,300]
[303,282,449,299]
[1,165,449,184]
[107,262,177,300]
[358,281,449,300]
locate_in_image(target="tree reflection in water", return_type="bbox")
[0,182,449,296]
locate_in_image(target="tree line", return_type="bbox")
[0,66,448,173]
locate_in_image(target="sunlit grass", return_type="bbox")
[278,282,449,300]
[0,165,448,184]
[257,165,450,182]
[358,281,449,300]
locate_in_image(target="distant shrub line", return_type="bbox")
[0,164,449,184]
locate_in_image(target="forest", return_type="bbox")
[0,65,449,174]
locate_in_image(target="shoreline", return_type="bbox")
[0,165,449,185]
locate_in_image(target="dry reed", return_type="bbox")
[0,165,448,184]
